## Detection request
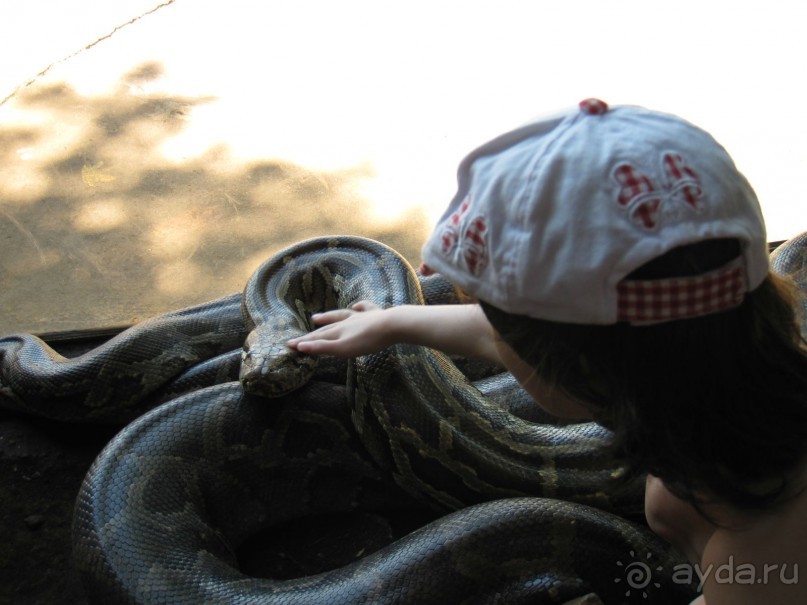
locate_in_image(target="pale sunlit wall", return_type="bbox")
[3,0,806,241]
[174,1,807,241]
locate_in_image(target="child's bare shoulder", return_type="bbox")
[700,467,807,603]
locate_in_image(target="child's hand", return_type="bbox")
[286,301,395,358]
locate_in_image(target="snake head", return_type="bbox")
[240,326,318,398]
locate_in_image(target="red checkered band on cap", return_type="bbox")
[617,257,747,324]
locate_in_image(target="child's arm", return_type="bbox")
[287,302,501,363]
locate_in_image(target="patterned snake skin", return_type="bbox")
[771,231,807,336]
[12,231,806,604]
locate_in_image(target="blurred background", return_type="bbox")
[1,0,805,334]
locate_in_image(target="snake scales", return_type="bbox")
[9,232,803,604]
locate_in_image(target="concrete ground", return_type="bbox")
[0,0,449,335]
[1,0,806,334]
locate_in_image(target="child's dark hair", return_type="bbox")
[481,238,807,512]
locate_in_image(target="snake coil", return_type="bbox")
[18,232,807,603]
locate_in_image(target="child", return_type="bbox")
[288,99,807,604]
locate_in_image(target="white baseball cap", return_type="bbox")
[421,99,769,325]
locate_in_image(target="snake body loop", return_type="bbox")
[73,380,693,604]
[0,294,246,423]
[771,231,807,337]
[240,237,419,398]
[18,231,807,603]
[242,237,641,514]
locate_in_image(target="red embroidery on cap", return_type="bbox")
[436,194,489,276]
[438,196,471,255]
[612,164,663,229]
[612,152,704,230]
[579,98,608,115]
[462,216,489,276]
[663,153,703,211]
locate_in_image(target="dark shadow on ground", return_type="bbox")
[0,61,431,335]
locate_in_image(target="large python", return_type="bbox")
[11,231,805,604]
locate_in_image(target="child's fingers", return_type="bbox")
[287,330,358,357]
[310,302,378,325]
[290,338,328,354]
[310,309,355,325]
[287,330,335,350]
[351,300,380,312]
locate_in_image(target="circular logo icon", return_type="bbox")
[615,550,663,599]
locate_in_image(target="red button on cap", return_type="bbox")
[579,98,608,115]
